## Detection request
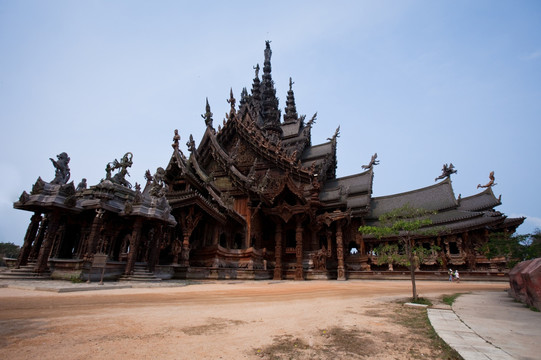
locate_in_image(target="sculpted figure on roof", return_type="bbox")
[105,152,133,188]
[361,153,379,170]
[477,171,496,189]
[50,152,71,185]
[150,167,166,198]
[435,163,457,181]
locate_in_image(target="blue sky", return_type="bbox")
[1,1,540,246]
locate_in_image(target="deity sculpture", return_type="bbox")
[50,152,70,185]
[105,152,133,188]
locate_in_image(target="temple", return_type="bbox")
[7,42,524,281]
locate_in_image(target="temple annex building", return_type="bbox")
[7,42,524,282]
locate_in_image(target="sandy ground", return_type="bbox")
[0,280,508,359]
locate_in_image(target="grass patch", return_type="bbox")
[70,275,83,283]
[393,304,463,359]
[411,297,432,306]
[442,293,464,306]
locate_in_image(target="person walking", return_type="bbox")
[454,270,460,283]
[448,269,453,282]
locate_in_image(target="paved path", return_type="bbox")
[429,291,541,360]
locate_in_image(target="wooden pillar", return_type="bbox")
[125,218,143,275]
[34,212,60,273]
[86,209,105,259]
[16,213,42,268]
[273,222,283,280]
[29,214,48,261]
[51,224,66,258]
[326,230,332,257]
[179,231,191,267]
[295,218,304,281]
[336,221,346,281]
[148,225,163,273]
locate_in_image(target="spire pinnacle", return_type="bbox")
[284,77,298,123]
[260,41,281,137]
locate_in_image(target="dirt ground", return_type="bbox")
[0,280,508,359]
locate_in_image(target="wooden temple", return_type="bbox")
[10,42,524,281]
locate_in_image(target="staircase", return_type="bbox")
[119,263,161,282]
[0,263,51,280]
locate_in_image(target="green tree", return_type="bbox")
[479,229,541,268]
[359,204,438,301]
[0,242,21,266]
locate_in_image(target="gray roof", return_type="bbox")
[369,178,457,219]
[320,170,373,213]
[280,121,301,138]
[458,187,501,211]
[301,141,333,161]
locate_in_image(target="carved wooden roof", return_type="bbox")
[457,187,501,212]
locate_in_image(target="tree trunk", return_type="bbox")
[410,261,417,301]
[406,237,418,301]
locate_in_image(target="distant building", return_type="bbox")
[9,42,524,281]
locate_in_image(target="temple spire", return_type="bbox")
[260,41,282,139]
[283,77,298,123]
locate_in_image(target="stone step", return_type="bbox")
[0,270,51,280]
[119,265,161,282]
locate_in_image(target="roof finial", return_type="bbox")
[435,163,457,182]
[172,129,180,149]
[201,97,213,128]
[477,171,496,189]
[361,153,379,170]
[227,88,236,112]
[264,40,272,64]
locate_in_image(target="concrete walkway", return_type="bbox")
[428,291,541,360]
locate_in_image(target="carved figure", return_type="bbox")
[328,126,340,141]
[133,182,142,204]
[313,246,327,271]
[361,153,379,170]
[172,129,180,149]
[227,88,236,112]
[106,152,133,188]
[144,169,153,184]
[50,152,71,185]
[435,163,457,181]
[186,134,196,153]
[477,171,496,189]
[201,98,213,127]
[76,178,87,192]
[149,167,166,198]
[253,64,260,78]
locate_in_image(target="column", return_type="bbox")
[125,218,143,275]
[29,214,48,261]
[179,231,191,267]
[16,213,42,268]
[86,209,105,258]
[336,221,346,281]
[34,212,60,273]
[273,222,283,280]
[295,218,304,280]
